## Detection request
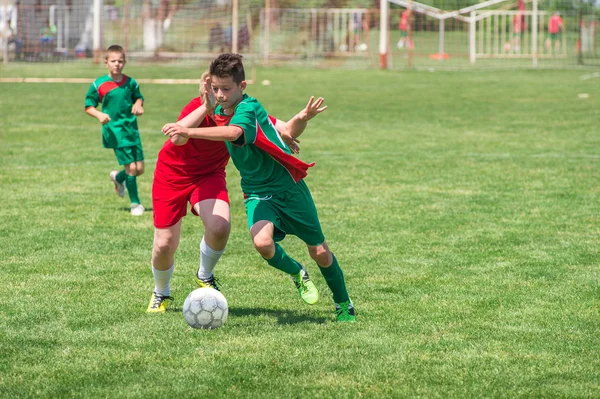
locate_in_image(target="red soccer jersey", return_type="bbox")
[548,15,563,34]
[155,97,230,184]
[399,10,410,31]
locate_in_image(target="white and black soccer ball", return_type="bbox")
[183,288,228,329]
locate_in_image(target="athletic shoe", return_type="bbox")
[146,291,173,313]
[131,204,145,216]
[335,300,356,322]
[109,170,126,197]
[291,267,319,305]
[195,273,221,291]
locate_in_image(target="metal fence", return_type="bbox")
[1,0,598,69]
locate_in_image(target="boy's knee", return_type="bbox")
[309,244,332,266]
[253,236,274,256]
[153,235,178,255]
[206,218,230,241]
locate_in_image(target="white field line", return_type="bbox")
[0,78,254,84]
[8,158,158,170]
[580,72,600,80]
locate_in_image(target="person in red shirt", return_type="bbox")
[511,0,526,53]
[147,71,320,313]
[397,9,413,50]
[545,12,565,54]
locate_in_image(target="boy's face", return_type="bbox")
[210,75,246,110]
[105,52,125,77]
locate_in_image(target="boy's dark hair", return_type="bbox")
[105,44,125,60]
[209,53,245,84]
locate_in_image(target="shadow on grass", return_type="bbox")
[167,306,329,324]
[230,306,329,324]
[119,207,153,213]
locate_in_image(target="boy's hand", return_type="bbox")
[132,103,144,116]
[279,133,301,154]
[298,96,327,121]
[97,112,111,124]
[162,123,189,138]
[201,76,217,115]
[170,134,189,146]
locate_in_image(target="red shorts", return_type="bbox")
[152,169,229,229]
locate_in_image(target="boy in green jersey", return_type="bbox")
[162,53,355,322]
[85,45,146,216]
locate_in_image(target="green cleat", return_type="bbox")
[146,291,173,313]
[195,273,221,291]
[291,267,319,305]
[335,300,356,322]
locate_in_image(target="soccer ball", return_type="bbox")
[183,288,228,329]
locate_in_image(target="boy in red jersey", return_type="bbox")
[84,45,146,216]
[545,12,565,54]
[397,9,413,50]
[147,71,309,313]
[162,54,355,322]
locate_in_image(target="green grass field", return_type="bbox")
[1,63,599,398]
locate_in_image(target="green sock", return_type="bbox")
[116,170,127,184]
[318,253,349,304]
[126,174,140,205]
[264,243,302,275]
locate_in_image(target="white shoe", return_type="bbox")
[130,204,145,216]
[110,170,126,198]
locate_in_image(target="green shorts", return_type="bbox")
[113,144,144,165]
[399,31,408,38]
[550,33,560,41]
[244,180,325,246]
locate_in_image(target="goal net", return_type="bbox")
[379,0,598,69]
[259,8,371,62]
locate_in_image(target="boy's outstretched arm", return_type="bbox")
[177,102,210,129]
[162,123,243,142]
[166,102,211,145]
[277,96,327,151]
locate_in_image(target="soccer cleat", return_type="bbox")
[335,300,356,322]
[131,204,145,216]
[291,267,319,305]
[109,170,126,197]
[146,291,173,313]
[195,273,221,291]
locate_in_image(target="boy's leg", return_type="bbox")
[308,242,350,304]
[249,219,319,305]
[195,198,230,290]
[124,162,141,205]
[148,221,181,312]
[309,242,354,322]
[127,147,145,214]
[110,170,127,197]
[251,221,301,274]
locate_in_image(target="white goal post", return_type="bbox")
[380,0,546,68]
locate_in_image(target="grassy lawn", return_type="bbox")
[0,64,599,398]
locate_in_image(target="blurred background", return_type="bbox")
[0,0,598,70]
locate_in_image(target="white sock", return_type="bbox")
[197,237,224,280]
[152,264,174,296]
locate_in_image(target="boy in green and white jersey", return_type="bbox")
[162,53,355,322]
[85,45,146,216]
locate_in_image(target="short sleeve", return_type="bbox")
[229,100,257,144]
[84,83,99,109]
[130,77,144,103]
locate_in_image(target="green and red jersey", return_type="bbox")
[85,74,144,149]
[213,94,314,196]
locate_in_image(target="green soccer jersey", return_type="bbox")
[85,74,144,149]
[213,94,314,196]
